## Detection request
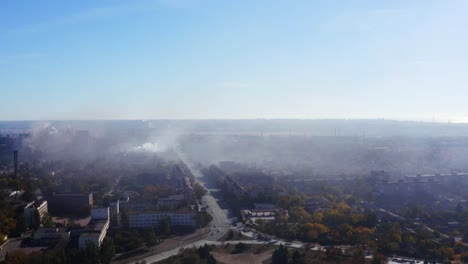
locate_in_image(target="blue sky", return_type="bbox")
[1,0,468,121]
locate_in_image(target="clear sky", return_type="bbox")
[1,0,468,121]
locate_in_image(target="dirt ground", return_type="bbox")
[211,249,273,264]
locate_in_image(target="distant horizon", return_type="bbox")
[0,117,467,124]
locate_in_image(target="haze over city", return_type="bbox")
[3,1,468,264]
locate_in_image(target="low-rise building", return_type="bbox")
[91,207,109,220]
[48,193,93,216]
[33,227,70,246]
[78,219,109,250]
[110,200,119,225]
[254,203,276,210]
[24,200,48,228]
[129,211,197,228]
[241,208,288,226]
[157,194,186,209]
[78,207,110,250]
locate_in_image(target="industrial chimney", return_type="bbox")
[13,150,18,178]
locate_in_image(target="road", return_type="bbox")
[130,158,302,263]
[182,158,233,241]
[136,239,307,264]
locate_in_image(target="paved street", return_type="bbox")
[136,239,306,264]
[125,160,307,263]
[183,159,233,241]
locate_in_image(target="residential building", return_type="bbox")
[241,208,288,226]
[78,207,110,250]
[129,211,197,228]
[91,207,109,220]
[33,228,70,246]
[157,194,186,209]
[48,193,93,216]
[24,200,48,228]
[78,219,109,250]
[110,200,119,225]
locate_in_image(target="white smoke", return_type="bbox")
[131,142,165,153]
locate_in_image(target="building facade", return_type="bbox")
[91,207,109,220]
[48,193,93,216]
[129,211,197,228]
[24,200,48,228]
[78,219,109,250]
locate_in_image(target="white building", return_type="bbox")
[129,211,197,228]
[157,194,186,209]
[78,219,109,250]
[79,207,110,250]
[91,207,110,220]
[24,200,48,227]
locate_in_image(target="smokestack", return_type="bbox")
[13,150,18,178]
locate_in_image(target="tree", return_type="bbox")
[198,244,210,259]
[371,253,387,264]
[145,227,159,246]
[181,254,200,264]
[272,244,288,264]
[291,250,303,264]
[21,187,37,202]
[234,242,248,253]
[15,213,27,235]
[207,255,217,264]
[159,217,172,236]
[121,209,130,228]
[193,183,207,200]
[195,212,213,227]
[84,241,100,264]
[100,238,116,264]
[42,213,54,228]
[351,248,365,264]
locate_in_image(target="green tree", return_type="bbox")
[159,217,172,236]
[145,227,159,246]
[15,213,27,235]
[121,209,130,228]
[181,254,200,264]
[193,183,207,200]
[207,254,217,264]
[351,248,365,264]
[84,241,100,264]
[100,238,116,264]
[291,250,303,264]
[21,187,37,202]
[272,244,288,264]
[234,242,248,253]
[42,213,54,228]
[198,243,210,259]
